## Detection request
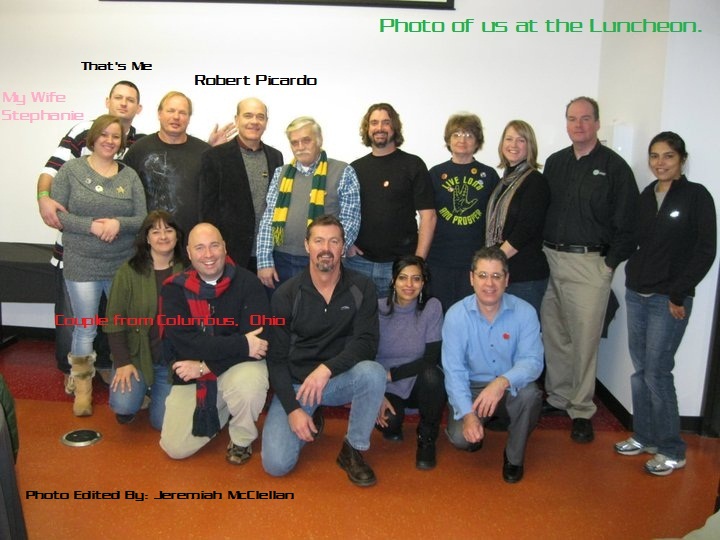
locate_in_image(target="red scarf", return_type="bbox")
[159,257,236,438]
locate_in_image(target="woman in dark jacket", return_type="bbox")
[485,120,550,316]
[615,132,716,476]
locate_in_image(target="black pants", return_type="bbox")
[379,365,446,439]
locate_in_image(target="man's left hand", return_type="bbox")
[295,364,331,407]
[472,377,509,418]
[172,360,207,382]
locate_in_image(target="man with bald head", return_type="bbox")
[159,223,270,465]
[199,98,284,271]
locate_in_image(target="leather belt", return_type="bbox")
[543,241,606,254]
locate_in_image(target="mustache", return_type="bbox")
[317,251,334,258]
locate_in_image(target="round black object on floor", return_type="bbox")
[60,429,102,447]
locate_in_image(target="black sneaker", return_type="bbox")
[226,442,252,465]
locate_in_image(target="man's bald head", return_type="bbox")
[235,97,268,150]
[187,223,227,282]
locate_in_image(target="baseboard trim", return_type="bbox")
[595,379,708,435]
[2,326,55,341]
[595,380,632,431]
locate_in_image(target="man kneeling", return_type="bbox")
[442,246,543,483]
[160,223,270,464]
[262,215,385,487]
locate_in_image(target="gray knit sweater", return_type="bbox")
[52,157,147,281]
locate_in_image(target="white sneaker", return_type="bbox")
[614,437,658,456]
[645,453,686,476]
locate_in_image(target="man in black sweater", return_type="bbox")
[262,215,385,487]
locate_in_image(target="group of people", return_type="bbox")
[36,80,716,485]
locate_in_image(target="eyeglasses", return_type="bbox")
[472,271,506,282]
[451,131,475,140]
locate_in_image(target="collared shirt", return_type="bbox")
[236,137,264,152]
[441,293,543,419]
[256,156,361,269]
[542,142,639,268]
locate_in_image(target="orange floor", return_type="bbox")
[13,398,720,540]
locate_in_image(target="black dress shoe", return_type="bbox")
[571,418,594,443]
[503,451,524,483]
[115,413,135,424]
[466,440,484,453]
[336,439,377,487]
[312,407,324,438]
[541,400,568,416]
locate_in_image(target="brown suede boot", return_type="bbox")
[68,352,96,416]
[63,373,75,395]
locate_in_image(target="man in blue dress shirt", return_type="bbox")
[442,246,543,483]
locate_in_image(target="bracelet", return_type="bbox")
[198,362,204,376]
[37,190,50,200]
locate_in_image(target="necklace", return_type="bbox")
[88,155,118,178]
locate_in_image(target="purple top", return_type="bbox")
[376,297,443,399]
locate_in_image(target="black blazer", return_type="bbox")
[199,140,283,267]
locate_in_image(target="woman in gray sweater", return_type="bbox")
[51,114,146,416]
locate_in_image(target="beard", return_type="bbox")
[371,131,392,148]
[313,251,336,273]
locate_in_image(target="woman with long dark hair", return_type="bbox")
[375,255,445,469]
[105,210,185,429]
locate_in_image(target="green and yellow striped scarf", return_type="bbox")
[271,151,328,246]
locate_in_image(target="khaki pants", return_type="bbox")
[541,248,613,419]
[160,360,268,459]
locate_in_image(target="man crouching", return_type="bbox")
[261,215,385,487]
[160,223,269,465]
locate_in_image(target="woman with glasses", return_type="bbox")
[485,120,550,317]
[427,113,499,311]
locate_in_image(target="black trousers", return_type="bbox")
[379,365,446,439]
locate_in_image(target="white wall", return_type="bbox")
[1,0,717,415]
[596,0,720,416]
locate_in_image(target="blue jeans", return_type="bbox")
[507,278,548,321]
[65,279,113,356]
[625,289,691,460]
[261,360,386,476]
[109,363,172,430]
[344,255,392,298]
[273,251,309,287]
